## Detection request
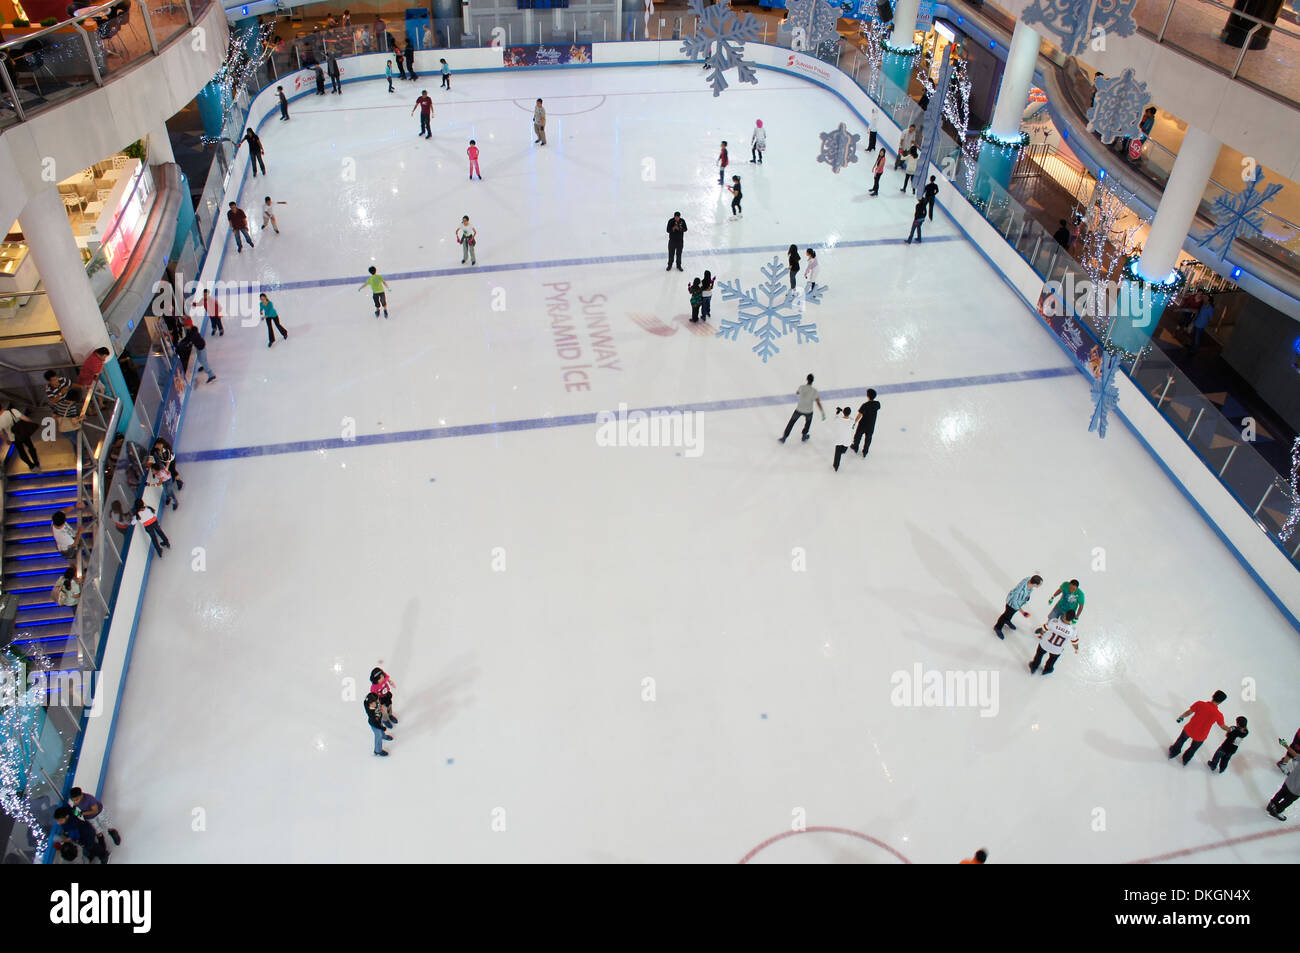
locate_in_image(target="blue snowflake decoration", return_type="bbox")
[681,0,761,97]
[786,0,842,57]
[817,123,860,174]
[1088,349,1120,438]
[1197,171,1283,259]
[716,256,824,362]
[1021,0,1136,57]
[1086,68,1148,145]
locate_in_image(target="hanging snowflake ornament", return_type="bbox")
[1197,170,1283,259]
[817,123,861,174]
[1279,436,1300,543]
[1086,68,1149,145]
[716,256,825,362]
[786,0,842,58]
[1021,0,1137,56]
[681,0,761,97]
[1088,349,1121,438]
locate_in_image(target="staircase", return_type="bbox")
[3,457,84,672]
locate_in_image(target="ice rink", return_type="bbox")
[103,64,1300,863]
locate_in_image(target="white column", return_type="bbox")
[891,0,921,48]
[1135,125,1221,282]
[988,21,1041,139]
[148,122,175,166]
[19,188,112,360]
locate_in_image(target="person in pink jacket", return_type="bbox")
[467,139,481,180]
[370,666,398,727]
[869,148,887,196]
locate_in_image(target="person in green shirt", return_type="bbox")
[359,266,391,318]
[1035,579,1085,634]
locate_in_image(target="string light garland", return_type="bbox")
[860,17,891,97]
[1279,436,1300,543]
[0,651,54,861]
[1120,256,1187,297]
[977,126,1030,153]
[882,39,921,56]
[915,46,977,187]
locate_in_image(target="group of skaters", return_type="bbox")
[52,787,122,863]
[993,573,1300,822]
[776,374,882,473]
[364,667,399,756]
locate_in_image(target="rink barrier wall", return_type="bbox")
[77,43,1300,816]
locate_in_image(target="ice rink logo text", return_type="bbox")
[890,664,1000,718]
[595,403,703,457]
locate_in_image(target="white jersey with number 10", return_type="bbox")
[1042,619,1076,655]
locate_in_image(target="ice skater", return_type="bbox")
[869,148,886,196]
[1028,609,1078,674]
[1207,716,1248,773]
[365,693,393,757]
[1168,690,1229,765]
[370,666,398,726]
[923,174,939,220]
[313,63,325,95]
[849,388,881,458]
[52,807,109,863]
[1036,580,1085,631]
[1266,763,1300,821]
[259,293,288,348]
[688,278,703,323]
[146,458,179,511]
[665,212,687,271]
[895,123,917,169]
[440,57,450,89]
[467,139,481,180]
[906,196,927,244]
[831,407,854,471]
[717,140,729,186]
[779,374,825,443]
[413,89,433,138]
[728,175,742,217]
[456,216,477,265]
[151,437,182,490]
[179,319,216,383]
[993,574,1041,639]
[68,788,120,847]
[132,498,170,557]
[700,270,715,322]
[359,266,391,318]
[227,202,254,253]
[385,59,394,92]
[787,244,800,290]
[866,108,877,152]
[901,146,917,192]
[403,38,416,80]
[277,85,289,120]
[327,52,341,93]
[803,248,819,292]
[750,119,765,163]
[261,196,284,234]
[533,98,547,145]
[1277,729,1300,772]
[196,288,224,336]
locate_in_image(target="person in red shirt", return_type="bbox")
[412,90,432,139]
[717,140,728,186]
[76,347,111,388]
[959,848,988,864]
[1168,690,1229,765]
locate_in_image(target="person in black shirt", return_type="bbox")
[313,64,326,95]
[922,175,939,221]
[365,693,393,756]
[787,244,800,290]
[851,388,881,457]
[243,128,266,177]
[327,52,342,94]
[905,198,927,244]
[1208,716,1248,774]
[728,175,742,217]
[1053,218,1071,249]
[665,212,687,271]
[277,85,289,121]
[404,38,416,80]
[53,807,109,863]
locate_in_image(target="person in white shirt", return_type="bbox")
[750,119,766,164]
[832,407,855,471]
[895,123,916,169]
[132,498,170,557]
[50,510,79,559]
[779,373,825,443]
[0,403,40,471]
[53,567,81,607]
[146,458,179,511]
[456,216,477,265]
[867,107,878,152]
[901,147,918,193]
[803,248,819,293]
[1028,609,1079,675]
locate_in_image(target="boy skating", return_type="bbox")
[779,374,825,443]
[1028,609,1078,674]
[359,266,391,318]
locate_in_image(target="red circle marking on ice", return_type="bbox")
[739,826,913,864]
[1127,825,1300,864]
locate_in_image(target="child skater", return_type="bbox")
[832,407,854,471]
[750,119,765,163]
[467,139,481,180]
[688,277,703,323]
[1208,716,1249,774]
[728,175,742,217]
[804,248,819,293]
[370,666,398,726]
[700,270,715,322]
[262,196,284,234]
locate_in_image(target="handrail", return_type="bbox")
[1148,0,1300,48]
[0,1,121,54]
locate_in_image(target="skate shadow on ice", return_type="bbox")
[1080,680,1181,763]
[904,520,989,628]
[393,651,479,739]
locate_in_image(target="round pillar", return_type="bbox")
[1136,125,1221,284]
[988,21,1040,139]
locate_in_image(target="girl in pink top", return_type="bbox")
[370,667,398,726]
[869,148,887,196]
[467,139,481,180]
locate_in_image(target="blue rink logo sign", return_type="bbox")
[890,663,999,718]
[595,403,704,457]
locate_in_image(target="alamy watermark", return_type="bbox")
[595,403,704,457]
[1,668,103,716]
[151,272,264,327]
[1041,274,1160,328]
[890,663,1000,718]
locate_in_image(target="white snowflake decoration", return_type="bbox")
[1021,0,1137,57]
[1086,68,1149,145]
[1197,171,1283,259]
[681,0,761,97]
[787,0,842,57]
[716,256,825,362]
[817,123,861,174]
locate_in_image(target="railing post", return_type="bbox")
[0,60,24,122]
[1218,444,1236,477]
[137,0,159,54]
[1232,24,1261,78]
[1155,374,1173,408]
[1186,407,1204,441]
[183,0,195,25]
[1254,483,1272,516]
[76,25,104,85]
[1158,0,1175,41]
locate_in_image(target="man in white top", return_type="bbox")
[895,123,916,169]
[832,407,855,471]
[50,510,79,559]
[779,373,825,443]
[1028,609,1079,675]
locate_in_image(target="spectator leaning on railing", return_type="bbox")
[43,370,81,418]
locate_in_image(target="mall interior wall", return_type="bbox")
[1222,298,1300,432]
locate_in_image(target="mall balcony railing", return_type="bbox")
[0,0,213,132]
